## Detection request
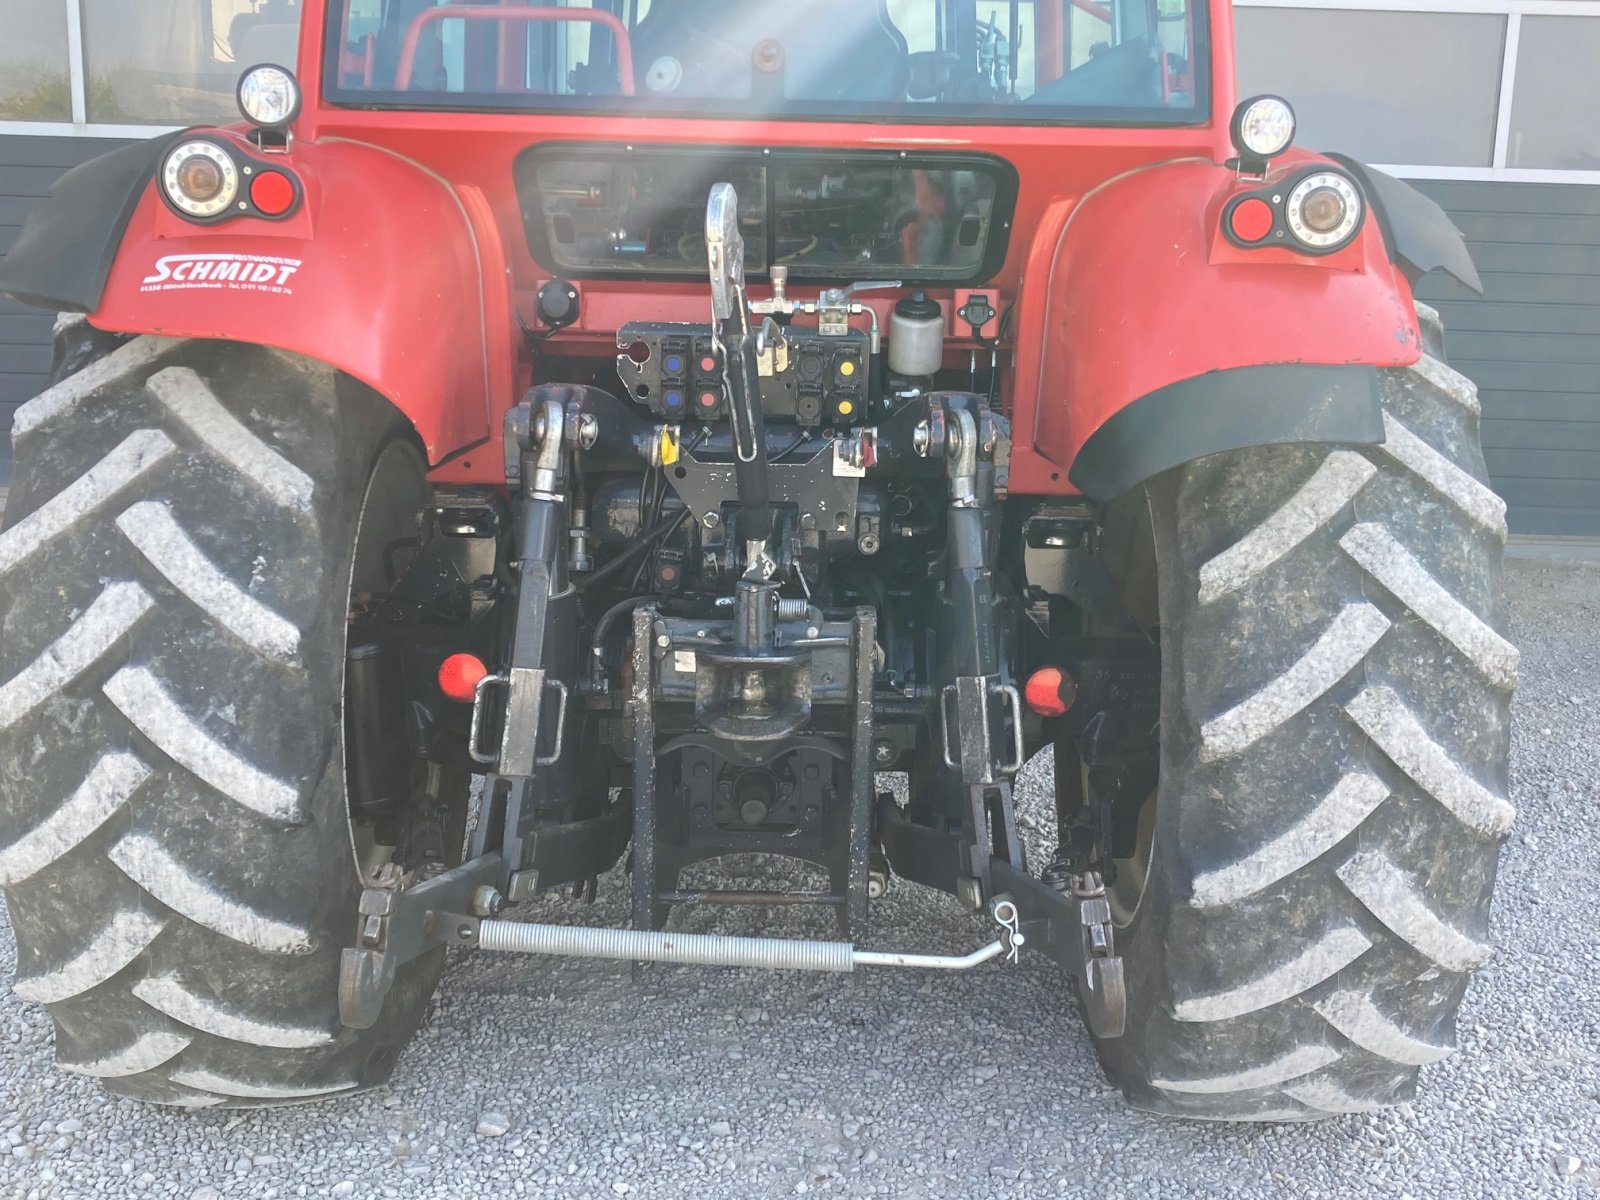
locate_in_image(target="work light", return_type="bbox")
[237,64,302,129]
[1230,95,1296,164]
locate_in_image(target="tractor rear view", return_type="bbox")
[0,0,1512,1120]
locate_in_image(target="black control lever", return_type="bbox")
[706,183,775,578]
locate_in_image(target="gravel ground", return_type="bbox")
[1,558,1597,1200]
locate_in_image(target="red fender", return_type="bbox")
[1007,153,1422,495]
[90,132,509,465]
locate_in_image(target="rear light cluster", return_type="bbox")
[1223,94,1364,256]
[160,138,301,223]
[1223,170,1365,255]
[159,65,303,224]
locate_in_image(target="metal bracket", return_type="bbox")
[468,671,569,772]
[940,678,1024,780]
[990,857,1126,1038]
[876,808,1127,1037]
[339,853,505,1029]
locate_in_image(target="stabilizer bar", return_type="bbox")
[472,919,1008,973]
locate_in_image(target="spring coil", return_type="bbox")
[774,598,811,622]
[477,920,855,972]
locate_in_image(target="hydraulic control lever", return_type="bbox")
[705,182,775,578]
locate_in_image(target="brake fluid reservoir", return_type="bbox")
[889,290,944,377]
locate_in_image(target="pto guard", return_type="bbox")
[1008,154,1429,497]
[85,133,504,464]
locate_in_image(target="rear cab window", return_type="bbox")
[326,0,1206,124]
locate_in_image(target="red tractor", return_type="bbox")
[0,0,1513,1120]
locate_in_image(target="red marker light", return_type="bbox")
[250,170,296,217]
[1024,667,1076,718]
[438,653,488,703]
[1229,197,1274,243]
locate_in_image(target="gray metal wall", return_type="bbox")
[1413,180,1600,538]
[0,135,130,494]
[1,137,1597,534]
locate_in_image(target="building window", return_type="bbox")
[0,1,72,121]
[1507,16,1600,171]
[1235,7,1506,168]
[80,0,302,124]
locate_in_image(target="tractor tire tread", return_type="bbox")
[1098,304,1513,1120]
[0,329,436,1107]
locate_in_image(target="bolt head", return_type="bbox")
[872,739,896,765]
[471,885,506,917]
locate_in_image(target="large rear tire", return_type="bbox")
[0,330,454,1106]
[1094,317,1516,1119]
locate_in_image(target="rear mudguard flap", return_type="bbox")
[0,134,183,313]
[1326,155,1483,294]
[1067,363,1384,501]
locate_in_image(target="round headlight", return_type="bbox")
[1231,95,1296,161]
[162,140,239,218]
[1286,171,1363,249]
[237,64,302,129]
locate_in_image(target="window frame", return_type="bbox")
[0,0,289,138]
[0,0,75,123]
[317,0,1213,127]
[1235,0,1600,184]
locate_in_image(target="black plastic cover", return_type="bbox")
[1326,155,1483,294]
[0,133,183,313]
[895,290,943,320]
[1068,363,1384,501]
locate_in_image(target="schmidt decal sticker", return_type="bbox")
[141,253,302,295]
